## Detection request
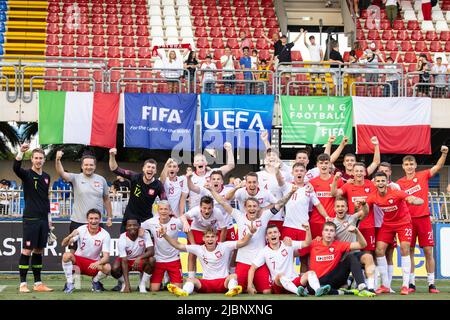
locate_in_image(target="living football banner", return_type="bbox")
[38,91,120,148]
[200,94,275,149]
[280,96,353,144]
[124,93,197,151]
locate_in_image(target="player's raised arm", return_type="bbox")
[160,224,187,251]
[274,161,285,187]
[367,136,381,176]
[354,201,369,220]
[274,184,298,211]
[186,168,201,194]
[205,184,234,215]
[349,226,367,250]
[55,150,72,181]
[405,195,425,206]
[324,135,336,156]
[224,179,245,201]
[330,136,348,164]
[109,148,138,179]
[13,143,30,178]
[430,146,448,177]
[260,129,272,150]
[160,158,175,184]
[218,142,235,175]
[330,171,344,197]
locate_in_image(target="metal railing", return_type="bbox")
[406,71,450,98]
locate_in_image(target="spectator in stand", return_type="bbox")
[251,49,259,71]
[113,175,131,198]
[361,45,381,96]
[346,50,359,96]
[200,55,217,94]
[432,57,447,98]
[158,49,186,93]
[422,0,432,21]
[184,50,199,93]
[328,41,344,90]
[379,50,402,97]
[353,0,360,17]
[239,30,252,50]
[262,31,282,68]
[0,179,12,216]
[303,28,324,93]
[384,0,399,28]
[256,59,273,94]
[416,53,432,97]
[352,41,364,60]
[240,47,254,94]
[276,33,302,86]
[220,46,236,94]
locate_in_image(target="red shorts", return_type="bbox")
[235,262,271,292]
[377,223,412,244]
[310,222,324,239]
[359,228,376,251]
[198,277,227,293]
[411,216,434,248]
[282,226,309,256]
[73,255,100,277]
[375,227,397,248]
[114,257,145,272]
[151,260,183,284]
[271,276,301,294]
[267,220,284,232]
[188,229,205,245]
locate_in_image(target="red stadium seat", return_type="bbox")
[248,7,261,18]
[208,17,221,28]
[191,0,203,5]
[138,47,151,59]
[395,30,409,41]
[263,7,276,18]
[445,41,450,52]
[44,81,58,91]
[414,41,428,53]
[107,47,121,58]
[48,5,60,14]
[219,0,231,6]
[92,46,106,58]
[123,58,136,68]
[225,27,237,38]
[107,35,120,47]
[45,45,59,56]
[211,38,225,49]
[107,25,120,36]
[237,18,249,28]
[291,51,302,61]
[92,35,105,47]
[209,27,223,38]
[120,5,133,15]
[46,34,60,45]
[425,31,438,41]
[371,40,384,51]
[400,40,413,51]
[381,30,394,41]
[62,24,75,34]
[385,41,398,51]
[121,15,134,26]
[135,5,147,16]
[123,47,136,59]
[253,28,265,38]
[206,6,219,17]
[61,46,74,57]
[137,36,150,47]
[265,18,279,28]
[213,48,225,60]
[195,27,208,37]
[429,41,443,52]
[410,30,424,41]
[46,13,59,23]
[77,82,91,92]
[76,34,90,46]
[440,31,450,41]
[192,6,204,17]
[193,16,206,27]
[92,25,105,36]
[232,49,242,60]
[393,20,405,30]
[91,14,104,25]
[403,52,417,63]
[222,17,235,28]
[61,82,74,92]
[407,20,420,31]
[356,29,366,40]
[198,49,208,60]
[44,69,58,77]
[107,59,121,68]
[235,7,247,17]
[76,46,89,58]
[75,24,89,35]
[105,14,119,24]
[379,19,391,30]
[251,17,263,28]
[268,28,279,38]
[105,4,117,15]
[259,49,270,60]
[138,59,152,68]
[91,4,104,15]
[136,16,148,26]
[248,0,259,5]
[122,25,135,37]
[256,38,269,50]
[197,37,210,49]
[122,36,135,47]
[136,26,149,37]
[226,38,239,49]
[367,30,380,40]
[261,0,273,7]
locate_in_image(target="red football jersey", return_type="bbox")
[366,189,411,227]
[340,179,376,229]
[310,175,343,224]
[396,169,431,218]
[308,238,351,278]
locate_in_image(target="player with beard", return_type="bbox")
[337,136,380,182]
[159,158,188,217]
[109,148,166,233]
[188,142,235,209]
[207,183,298,294]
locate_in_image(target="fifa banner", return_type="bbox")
[124,93,197,151]
[353,97,431,154]
[280,96,353,145]
[200,94,275,149]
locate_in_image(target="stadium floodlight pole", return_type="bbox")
[319,19,323,45]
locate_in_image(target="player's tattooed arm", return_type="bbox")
[61,230,79,247]
[159,224,187,251]
[405,195,425,206]
[430,145,449,177]
[274,184,298,211]
[330,171,344,197]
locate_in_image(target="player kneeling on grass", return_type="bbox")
[248,224,316,296]
[161,225,256,297]
[111,219,155,293]
[304,221,375,297]
[61,209,111,293]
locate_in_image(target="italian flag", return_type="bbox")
[353,97,431,154]
[38,91,120,148]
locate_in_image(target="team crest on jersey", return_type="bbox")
[94,181,101,188]
[258,198,263,204]
[138,240,145,247]
[343,222,349,228]
[329,247,335,253]
[413,178,418,183]
[281,249,288,257]
[210,220,217,226]
[180,180,184,188]
[388,199,394,204]
[44,178,49,185]
[364,188,370,193]
[94,240,101,246]
[170,224,177,230]
[148,189,155,196]
[126,249,132,255]
[215,251,222,258]
[255,220,262,227]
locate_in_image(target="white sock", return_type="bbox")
[308,272,321,291]
[62,261,73,284]
[230,266,236,274]
[280,276,299,294]
[427,273,435,286]
[228,278,238,290]
[374,268,379,288]
[376,257,389,288]
[118,275,124,283]
[93,271,107,283]
[367,277,375,290]
[409,273,416,285]
[401,256,411,288]
[188,271,196,278]
[388,265,394,287]
[140,272,151,287]
[183,281,194,295]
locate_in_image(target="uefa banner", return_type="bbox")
[280,96,353,145]
[200,94,275,149]
[124,93,198,151]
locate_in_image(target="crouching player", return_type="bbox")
[248,224,317,296]
[162,225,256,297]
[61,209,111,293]
[111,219,155,293]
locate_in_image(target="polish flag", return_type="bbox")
[353,97,431,154]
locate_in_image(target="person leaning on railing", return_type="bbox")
[256,59,273,94]
[416,53,432,97]
[378,50,402,97]
[431,57,448,98]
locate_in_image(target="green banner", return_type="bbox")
[280,96,353,144]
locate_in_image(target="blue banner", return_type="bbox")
[124,93,197,150]
[201,94,275,149]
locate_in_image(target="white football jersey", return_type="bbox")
[198,186,234,228]
[234,187,277,211]
[231,209,276,265]
[163,176,188,217]
[283,184,320,230]
[186,241,237,279]
[184,206,226,231]
[256,170,286,221]
[117,230,153,259]
[142,217,183,263]
[252,241,304,281]
[188,171,212,209]
[74,225,111,261]
[282,164,320,184]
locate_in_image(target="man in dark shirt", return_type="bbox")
[275,34,302,84]
[13,143,53,293]
[108,148,166,233]
[328,42,344,93]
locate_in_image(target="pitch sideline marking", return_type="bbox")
[0,285,7,292]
